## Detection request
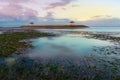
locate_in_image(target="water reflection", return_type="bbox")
[36,27,120,34]
[0,31,2,34]
[26,34,113,59]
[0,28,120,80]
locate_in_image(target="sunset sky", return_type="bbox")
[0,0,120,27]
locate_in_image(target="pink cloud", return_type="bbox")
[0,4,38,19]
[46,0,75,9]
[0,0,37,19]
[0,0,32,4]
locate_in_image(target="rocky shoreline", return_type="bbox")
[0,28,120,80]
[0,30,55,57]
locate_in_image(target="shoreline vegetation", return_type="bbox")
[20,25,88,29]
[0,30,55,57]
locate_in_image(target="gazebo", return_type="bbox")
[29,22,34,25]
[70,21,75,25]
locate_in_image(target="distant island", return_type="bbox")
[21,21,88,29]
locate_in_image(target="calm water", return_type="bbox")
[36,26,120,34]
[0,27,120,80]
[26,34,113,59]
[26,26,120,59]
[0,31,2,34]
[74,26,120,32]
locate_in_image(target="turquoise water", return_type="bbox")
[26,27,120,59]
[26,34,113,59]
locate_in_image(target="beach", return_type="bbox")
[0,27,120,80]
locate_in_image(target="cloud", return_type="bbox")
[1,16,120,27]
[71,5,79,8]
[0,15,71,27]
[0,0,38,20]
[44,12,54,18]
[91,15,112,19]
[80,18,120,27]
[0,4,37,19]
[0,0,32,4]
[46,0,75,9]
[0,0,120,27]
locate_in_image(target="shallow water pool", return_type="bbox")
[26,34,113,59]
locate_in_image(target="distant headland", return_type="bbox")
[20,21,88,29]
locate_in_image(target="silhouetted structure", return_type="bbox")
[21,21,88,29]
[29,22,34,25]
[70,21,75,25]
[21,25,88,29]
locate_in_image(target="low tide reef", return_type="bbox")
[0,30,55,57]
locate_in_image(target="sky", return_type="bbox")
[0,0,120,27]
